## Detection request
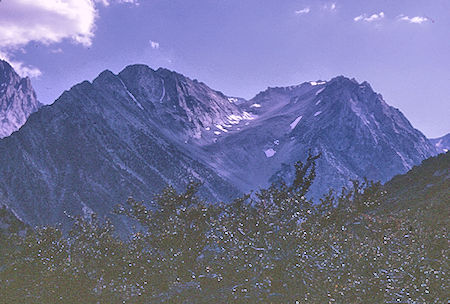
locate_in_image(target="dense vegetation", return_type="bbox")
[0,154,448,303]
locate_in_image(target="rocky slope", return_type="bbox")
[0,65,241,227]
[0,60,42,138]
[430,133,450,154]
[383,151,449,208]
[203,76,437,198]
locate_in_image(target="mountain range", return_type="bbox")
[0,62,441,228]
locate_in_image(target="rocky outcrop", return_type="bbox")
[0,60,42,138]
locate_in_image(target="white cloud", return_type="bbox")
[117,0,140,5]
[0,52,42,78]
[322,3,337,11]
[398,15,429,24]
[94,0,110,6]
[354,12,385,23]
[0,0,98,49]
[95,0,140,7]
[0,0,138,77]
[51,48,64,54]
[150,40,160,49]
[0,0,141,50]
[295,7,310,15]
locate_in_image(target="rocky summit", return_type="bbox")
[0,63,439,228]
[204,76,437,198]
[0,60,42,138]
[0,65,242,228]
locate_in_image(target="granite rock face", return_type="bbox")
[0,60,42,138]
[0,64,439,228]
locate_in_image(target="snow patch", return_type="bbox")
[205,127,211,131]
[227,114,244,125]
[310,81,326,86]
[290,116,303,130]
[264,149,276,158]
[315,99,322,105]
[396,151,411,169]
[314,111,322,117]
[243,111,256,120]
[315,88,325,95]
[228,97,238,103]
[226,111,256,126]
[214,131,221,135]
[250,103,261,108]
[119,78,144,110]
[274,139,280,145]
[159,78,166,102]
[215,124,228,133]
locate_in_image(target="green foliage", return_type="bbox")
[0,154,448,303]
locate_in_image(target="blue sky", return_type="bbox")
[0,0,448,137]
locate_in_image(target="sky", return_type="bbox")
[0,0,448,138]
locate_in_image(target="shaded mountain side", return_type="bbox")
[383,151,450,209]
[0,205,26,236]
[0,151,447,303]
[0,60,42,138]
[0,67,241,228]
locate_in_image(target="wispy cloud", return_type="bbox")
[94,0,110,6]
[295,7,311,15]
[150,40,160,49]
[354,12,385,23]
[50,48,64,54]
[95,0,140,6]
[398,15,429,24]
[322,3,337,11]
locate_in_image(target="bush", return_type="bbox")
[0,155,448,303]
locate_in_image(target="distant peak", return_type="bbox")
[98,69,115,78]
[0,60,20,84]
[0,59,14,71]
[122,64,155,74]
[92,69,117,85]
[328,75,358,85]
[360,80,373,90]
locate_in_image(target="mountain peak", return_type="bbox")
[121,64,155,76]
[0,60,42,138]
[327,75,361,88]
[0,59,19,85]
